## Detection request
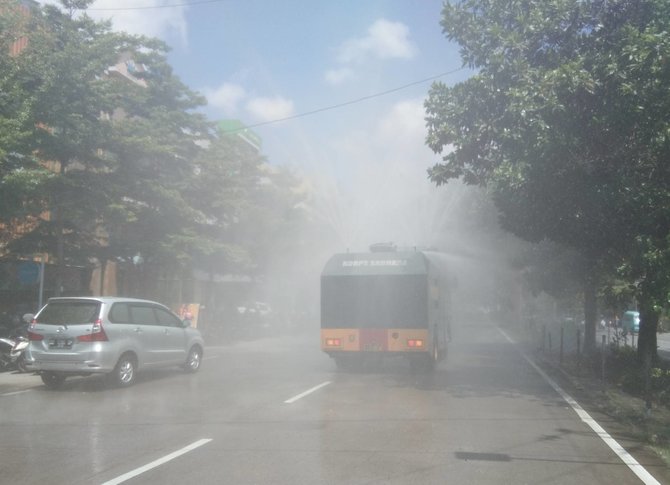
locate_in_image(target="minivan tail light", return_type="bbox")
[77,318,108,342]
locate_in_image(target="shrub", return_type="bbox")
[598,347,670,407]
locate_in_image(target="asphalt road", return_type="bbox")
[655,332,670,360]
[1,320,669,485]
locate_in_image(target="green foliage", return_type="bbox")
[427,0,669,247]
[0,0,43,217]
[425,0,670,354]
[599,346,670,408]
[1,1,214,272]
[519,239,583,301]
[0,0,312,300]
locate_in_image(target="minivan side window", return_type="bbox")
[130,305,158,325]
[108,303,131,323]
[155,307,182,327]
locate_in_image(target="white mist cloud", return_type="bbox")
[374,99,429,164]
[324,67,355,86]
[246,96,295,123]
[337,19,416,64]
[37,0,188,45]
[312,98,458,251]
[92,1,187,42]
[325,18,416,86]
[202,83,247,115]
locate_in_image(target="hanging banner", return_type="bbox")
[177,303,201,328]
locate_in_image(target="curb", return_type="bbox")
[0,370,41,395]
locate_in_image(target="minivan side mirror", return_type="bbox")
[182,319,192,328]
[23,313,34,324]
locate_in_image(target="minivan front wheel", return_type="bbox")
[184,346,202,373]
[41,372,66,389]
[111,354,137,387]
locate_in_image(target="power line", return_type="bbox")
[85,0,226,11]
[232,68,465,132]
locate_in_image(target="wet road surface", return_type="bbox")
[1,319,668,484]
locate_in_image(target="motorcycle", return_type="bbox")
[0,332,29,373]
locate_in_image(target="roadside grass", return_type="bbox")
[555,346,670,466]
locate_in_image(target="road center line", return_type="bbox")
[101,438,212,485]
[498,328,661,485]
[284,381,331,404]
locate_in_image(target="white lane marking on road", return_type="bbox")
[100,438,212,485]
[0,389,32,397]
[499,328,661,485]
[284,381,331,404]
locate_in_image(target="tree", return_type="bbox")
[187,132,265,278]
[425,0,670,359]
[3,0,138,289]
[100,36,212,290]
[0,0,50,237]
[3,0,211,296]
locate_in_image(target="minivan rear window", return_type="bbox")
[36,301,100,325]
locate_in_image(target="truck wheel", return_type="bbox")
[334,355,358,372]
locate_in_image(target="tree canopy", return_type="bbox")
[0,0,309,302]
[425,0,670,358]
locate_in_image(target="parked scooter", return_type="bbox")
[0,331,29,373]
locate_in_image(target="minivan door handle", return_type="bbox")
[164,328,169,335]
[133,327,142,333]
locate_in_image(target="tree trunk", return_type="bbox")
[637,297,659,365]
[582,262,598,353]
[638,291,658,415]
[54,204,64,297]
[54,161,67,297]
[98,258,107,296]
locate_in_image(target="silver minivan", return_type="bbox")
[24,297,204,389]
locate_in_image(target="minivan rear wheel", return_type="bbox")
[41,372,66,389]
[111,354,137,387]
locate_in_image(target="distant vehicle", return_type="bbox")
[236,301,272,321]
[24,297,204,389]
[621,310,640,335]
[320,247,453,371]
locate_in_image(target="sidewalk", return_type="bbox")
[0,370,41,395]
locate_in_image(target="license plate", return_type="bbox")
[363,343,382,351]
[49,338,73,349]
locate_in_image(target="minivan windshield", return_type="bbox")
[36,301,100,325]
